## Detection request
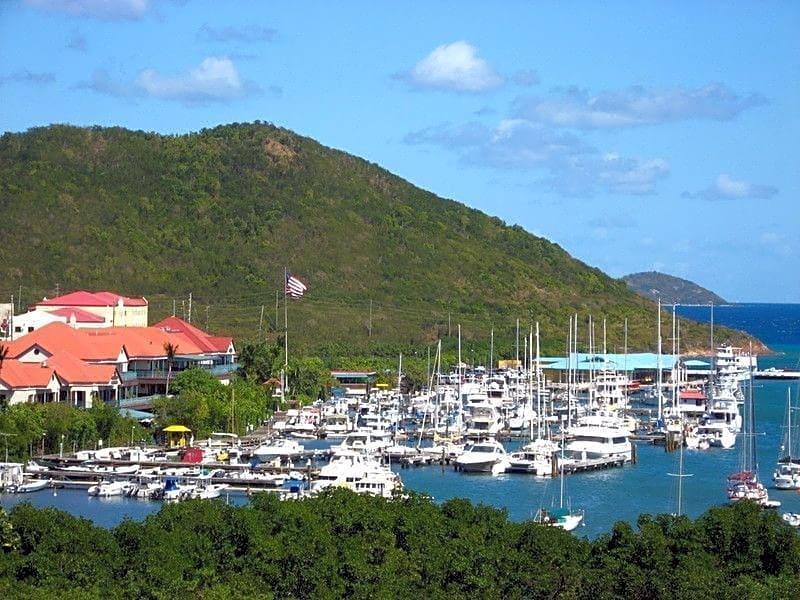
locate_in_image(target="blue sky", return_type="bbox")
[1,0,798,302]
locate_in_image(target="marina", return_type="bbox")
[3,342,799,539]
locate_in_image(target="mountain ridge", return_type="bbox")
[623,271,727,305]
[0,122,758,355]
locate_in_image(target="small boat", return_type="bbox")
[13,478,50,493]
[726,361,778,509]
[24,461,49,474]
[88,480,135,497]
[782,513,800,527]
[191,483,229,499]
[773,390,800,490]
[533,507,584,532]
[534,438,584,532]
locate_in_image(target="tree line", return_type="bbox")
[0,492,797,598]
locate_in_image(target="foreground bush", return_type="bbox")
[0,493,797,599]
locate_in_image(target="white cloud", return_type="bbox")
[77,57,262,105]
[137,57,250,103]
[513,83,765,129]
[25,0,150,20]
[404,41,503,92]
[406,118,669,196]
[683,173,778,200]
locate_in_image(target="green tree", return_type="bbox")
[236,340,281,384]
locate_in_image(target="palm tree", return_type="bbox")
[163,342,178,396]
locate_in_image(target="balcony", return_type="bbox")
[120,363,239,382]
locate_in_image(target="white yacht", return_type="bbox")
[454,439,509,473]
[773,463,800,490]
[591,371,630,411]
[252,438,305,461]
[562,424,632,463]
[331,429,392,456]
[321,414,352,438]
[465,402,504,438]
[696,422,736,449]
[507,438,558,476]
[312,450,402,498]
[88,480,136,497]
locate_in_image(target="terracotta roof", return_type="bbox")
[49,353,118,385]
[48,307,107,323]
[152,316,233,353]
[7,318,232,365]
[0,359,54,389]
[36,290,148,308]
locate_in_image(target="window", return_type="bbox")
[27,326,34,332]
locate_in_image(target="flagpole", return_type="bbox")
[284,266,289,401]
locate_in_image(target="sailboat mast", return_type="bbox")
[657,299,663,421]
[535,323,541,439]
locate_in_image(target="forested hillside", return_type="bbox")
[0,123,754,355]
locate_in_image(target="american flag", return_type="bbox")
[285,272,308,299]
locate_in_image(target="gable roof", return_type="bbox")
[6,318,232,365]
[152,316,233,353]
[48,353,118,385]
[0,359,54,389]
[48,307,107,323]
[36,290,147,308]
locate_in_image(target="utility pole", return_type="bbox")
[368,299,373,337]
[172,298,176,317]
[17,286,22,312]
[205,305,210,331]
[448,312,451,337]
[187,292,193,323]
[258,305,264,337]
[181,300,185,320]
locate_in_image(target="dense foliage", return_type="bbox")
[152,369,272,439]
[623,271,727,305]
[0,123,753,355]
[0,493,797,598]
[0,402,148,461]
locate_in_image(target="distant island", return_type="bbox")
[622,271,727,305]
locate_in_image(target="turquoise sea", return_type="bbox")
[3,304,799,538]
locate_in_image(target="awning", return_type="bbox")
[162,425,192,433]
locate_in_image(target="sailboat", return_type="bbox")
[772,389,800,490]
[533,434,584,531]
[507,324,558,476]
[726,355,780,508]
[668,417,693,516]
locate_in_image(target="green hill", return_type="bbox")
[0,123,755,356]
[623,271,727,305]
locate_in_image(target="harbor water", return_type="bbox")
[3,304,799,538]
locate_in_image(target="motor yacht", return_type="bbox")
[454,439,509,473]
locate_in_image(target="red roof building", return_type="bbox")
[0,317,237,409]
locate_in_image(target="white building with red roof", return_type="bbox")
[0,316,236,409]
[4,290,149,340]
